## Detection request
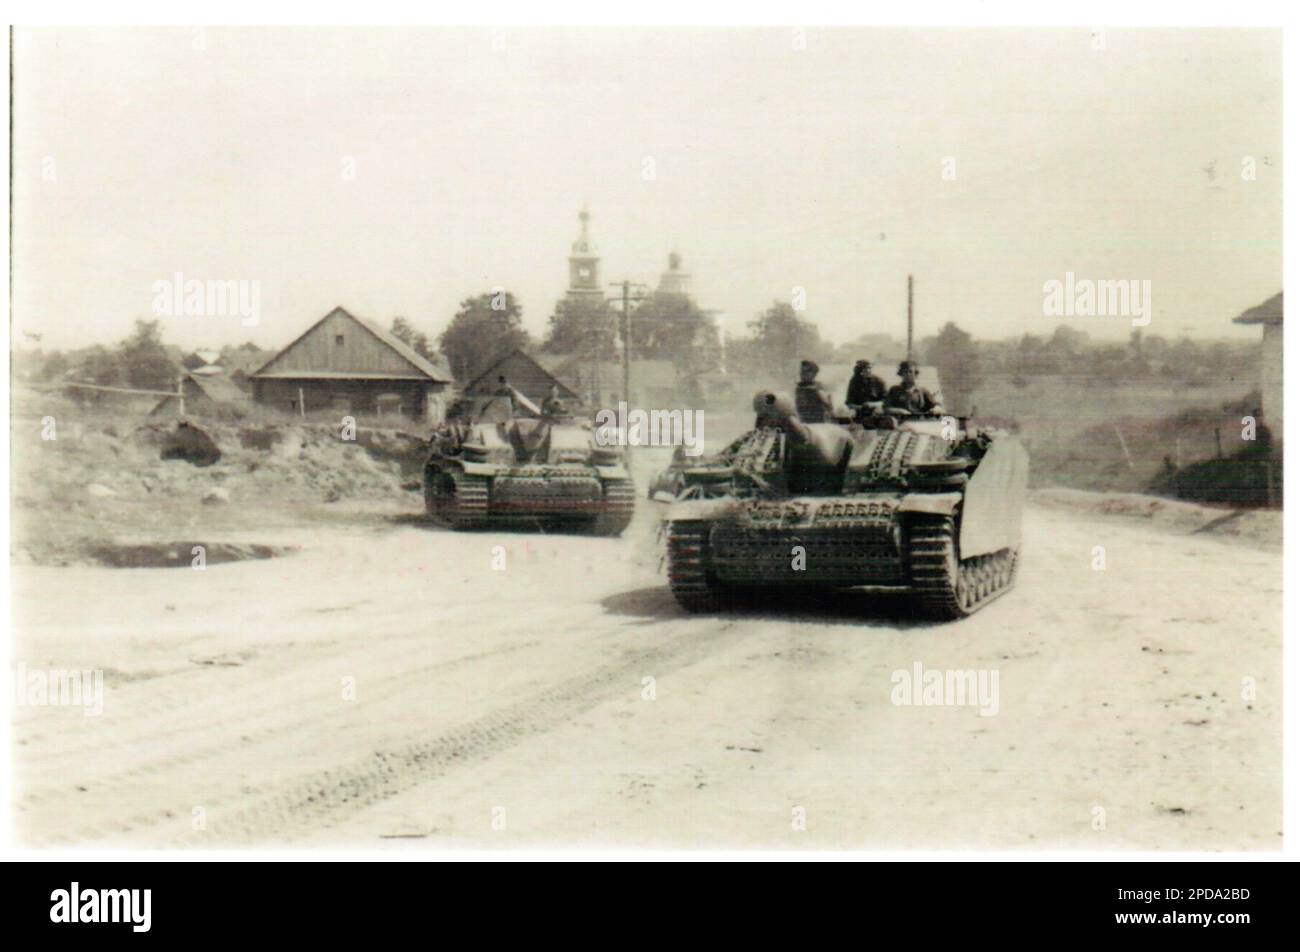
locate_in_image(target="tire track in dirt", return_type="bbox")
[21,639,541,843]
[198,620,743,844]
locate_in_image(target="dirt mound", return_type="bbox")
[1030,488,1281,548]
[17,416,429,511]
[11,401,433,565]
[160,422,223,466]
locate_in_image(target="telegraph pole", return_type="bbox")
[608,280,648,410]
[907,274,914,362]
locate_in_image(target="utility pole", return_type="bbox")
[608,280,649,410]
[907,274,914,362]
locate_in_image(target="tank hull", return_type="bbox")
[662,417,1028,620]
[423,414,635,535]
[424,460,635,534]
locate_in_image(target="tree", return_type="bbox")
[923,321,981,413]
[76,345,126,388]
[120,319,176,391]
[541,296,618,361]
[1088,344,1130,383]
[1048,325,1090,361]
[629,292,719,374]
[747,300,829,379]
[390,316,436,362]
[1010,333,1060,376]
[438,291,531,382]
[40,352,70,381]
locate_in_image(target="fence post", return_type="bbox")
[177,374,185,418]
[1112,423,1134,471]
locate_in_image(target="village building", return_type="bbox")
[540,354,680,411]
[249,306,453,421]
[545,211,722,408]
[463,349,581,407]
[217,343,274,391]
[1233,291,1283,439]
[150,371,252,418]
[181,349,222,372]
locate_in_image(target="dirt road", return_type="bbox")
[11,498,1281,850]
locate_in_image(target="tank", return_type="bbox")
[423,392,635,535]
[663,390,1027,619]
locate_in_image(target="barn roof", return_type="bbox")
[1233,292,1283,326]
[252,370,432,380]
[464,348,581,400]
[187,372,250,404]
[150,371,250,416]
[218,346,273,375]
[543,354,679,392]
[251,306,453,382]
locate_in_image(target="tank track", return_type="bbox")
[591,477,636,537]
[908,516,1019,619]
[666,520,728,612]
[424,466,490,531]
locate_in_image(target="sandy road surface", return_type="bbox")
[12,500,1281,850]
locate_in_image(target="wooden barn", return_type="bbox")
[1233,292,1283,439]
[250,307,454,422]
[464,349,580,406]
[539,354,679,410]
[150,370,252,418]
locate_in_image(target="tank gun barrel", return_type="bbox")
[752,390,813,443]
[751,390,851,472]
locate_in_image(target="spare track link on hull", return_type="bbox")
[666,520,727,612]
[591,477,636,536]
[908,516,1019,619]
[424,466,490,530]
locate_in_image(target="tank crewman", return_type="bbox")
[845,359,888,418]
[540,384,567,418]
[794,359,834,423]
[885,361,942,415]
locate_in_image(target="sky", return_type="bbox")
[11,26,1282,353]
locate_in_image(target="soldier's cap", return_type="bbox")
[897,360,919,374]
[800,359,819,373]
[854,359,871,371]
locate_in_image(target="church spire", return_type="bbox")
[567,206,603,300]
[572,205,593,254]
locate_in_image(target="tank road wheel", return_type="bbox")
[591,477,636,537]
[908,517,1019,620]
[666,520,728,613]
[423,466,490,530]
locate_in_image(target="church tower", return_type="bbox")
[656,251,692,297]
[566,207,604,303]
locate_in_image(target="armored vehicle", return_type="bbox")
[662,391,1027,619]
[423,391,634,535]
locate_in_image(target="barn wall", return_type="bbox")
[259,311,421,376]
[466,353,569,404]
[253,377,446,420]
[1260,323,1283,436]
